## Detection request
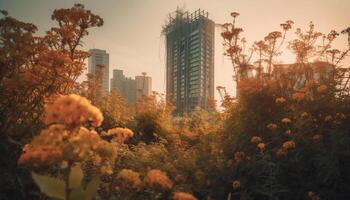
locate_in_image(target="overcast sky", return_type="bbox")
[1,0,349,99]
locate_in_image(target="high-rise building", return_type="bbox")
[110,69,137,105]
[135,73,152,98]
[164,9,215,115]
[88,49,109,94]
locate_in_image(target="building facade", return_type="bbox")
[164,9,215,115]
[110,69,137,105]
[135,73,152,99]
[88,49,109,94]
[273,61,334,89]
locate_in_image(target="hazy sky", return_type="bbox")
[1,0,349,99]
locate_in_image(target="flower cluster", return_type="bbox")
[281,118,292,124]
[173,192,197,200]
[282,140,296,150]
[67,127,117,163]
[45,94,103,127]
[103,127,134,143]
[250,136,262,144]
[232,180,241,189]
[234,151,245,162]
[266,123,278,130]
[144,169,173,190]
[116,169,142,190]
[276,140,296,156]
[257,143,265,151]
[24,125,117,167]
[18,145,63,167]
[292,92,305,102]
[275,97,286,104]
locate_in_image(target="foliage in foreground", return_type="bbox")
[1,4,350,200]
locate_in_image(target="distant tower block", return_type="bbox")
[136,72,152,99]
[164,9,215,115]
[88,49,110,94]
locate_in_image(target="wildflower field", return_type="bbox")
[1,4,350,200]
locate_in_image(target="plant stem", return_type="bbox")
[65,162,72,200]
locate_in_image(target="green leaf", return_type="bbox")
[85,176,100,200]
[69,187,86,200]
[69,165,84,189]
[32,172,66,200]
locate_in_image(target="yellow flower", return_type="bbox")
[117,169,142,190]
[266,123,278,130]
[17,145,63,167]
[173,192,197,200]
[232,180,241,189]
[144,169,173,190]
[316,84,328,93]
[44,94,103,127]
[281,118,292,124]
[257,143,265,151]
[100,165,113,175]
[275,97,286,104]
[104,127,134,143]
[250,136,262,144]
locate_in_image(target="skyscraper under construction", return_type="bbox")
[163,9,215,115]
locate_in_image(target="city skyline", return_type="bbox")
[2,0,350,99]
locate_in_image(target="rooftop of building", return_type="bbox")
[89,48,108,53]
[162,8,212,34]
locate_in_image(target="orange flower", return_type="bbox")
[312,134,322,140]
[250,136,262,144]
[282,140,296,150]
[44,94,103,127]
[316,84,328,93]
[232,180,241,189]
[144,169,173,190]
[285,129,292,135]
[18,145,63,166]
[173,192,197,200]
[234,151,245,162]
[103,127,134,143]
[117,169,142,190]
[292,92,305,102]
[301,112,308,118]
[257,143,265,151]
[324,115,332,121]
[266,123,278,130]
[281,118,292,124]
[275,97,286,104]
[335,112,346,119]
[276,148,286,157]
